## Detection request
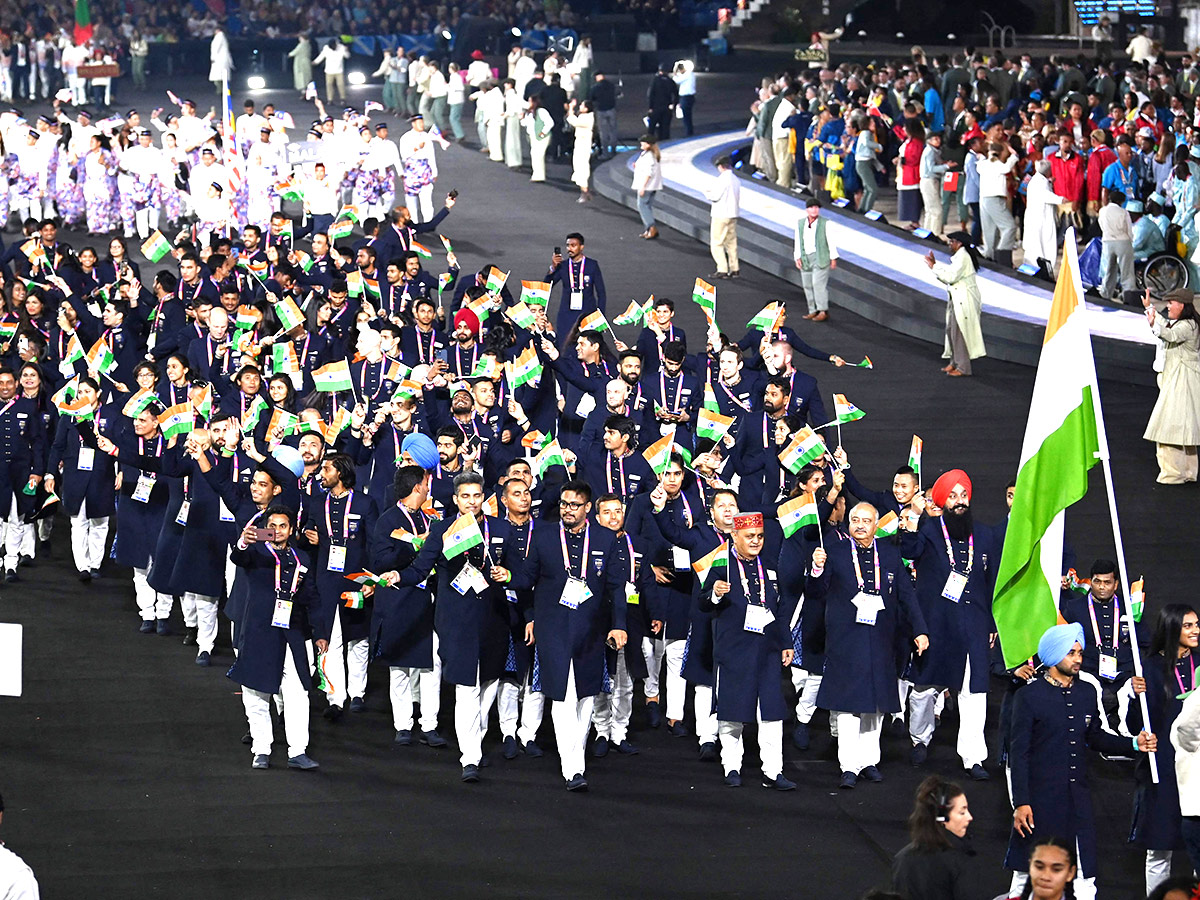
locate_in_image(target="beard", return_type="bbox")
[943,503,973,540]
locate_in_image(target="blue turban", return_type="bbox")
[402,432,439,470]
[1037,622,1085,668]
[272,445,305,479]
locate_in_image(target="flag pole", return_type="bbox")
[1081,260,1158,782]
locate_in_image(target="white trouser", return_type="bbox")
[1009,838,1096,900]
[487,120,503,161]
[1146,850,1173,896]
[642,635,665,698]
[326,612,369,708]
[181,592,219,653]
[37,517,52,542]
[552,663,594,780]
[498,671,545,744]
[591,650,633,743]
[18,511,37,559]
[411,632,443,726]
[2,496,28,570]
[694,685,718,744]
[454,669,499,766]
[662,638,687,721]
[719,705,783,779]
[225,557,237,599]
[791,668,822,724]
[405,184,434,222]
[69,511,109,573]
[909,657,989,768]
[390,665,442,732]
[835,711,883,775]
[133,564,174,621]
[131,207,158,239]
[242,647,310,758]
[894,679,913,722]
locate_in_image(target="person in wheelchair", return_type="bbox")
[1131,200,1166,261]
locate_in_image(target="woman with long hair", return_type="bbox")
[896,118,925,229]
[925,231,986,377]
[631,133,663,239]
[50,123,86,228]
[891,775,974,899]
[1141,288,1200,482]
[1129,603,1199,895]
[83,132,120,235]
[566,98,596,203]
[97,237,140,286]
[159,354,193,408]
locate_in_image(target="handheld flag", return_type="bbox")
[855,357,873,369]
[613,299,648,327]
[85,338,116,375]
[875,510,899,538]
[242,395,270,431]
[692,278,717,324]
[692,543,728,586]
[141,230,172,263]
[122,388,158,418]
[642,429,676,476]
[908,435,923,485]
[484,267,509,296]
[833,394,865,424]
[777,493,819,538]
[505,301,538,331]
[411,241,432,260]
[158,402,194,440]
[1130,577,1145,622]
[442,514,484,560]
[312,360,353,392]
[778,426,827,474]
[696,407,735,444]
[519,280,551,307]
[747,301,782,331]
[509,345,543,389]
[273,296,305,333]
[578,310,610,333]
[533,436,567,478]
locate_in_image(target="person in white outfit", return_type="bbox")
[566,99,595,202]
[208,27,232,95]
[0,791,39,900]
[312,39,349,102]
[1022,159,1065,272]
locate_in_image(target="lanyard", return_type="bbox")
[266,544,301,597]
[137,435,163,458]
[505,513,533,558]
[607,452,626,495]
[734,554,766,606]
[1087,594,1120,652]
[183,474,191,501]
[560,522,589,578]
[325,490,353,545]
[0,399,14,418]
[720,379,752,413]
[675,492,693,528]
[568,256,586,292]
[399,503,427,534]
[851,540,881,592]
[1177,654,1196,696]
[456,342,478,375]
[659,370,683,412]
[939,517,973,574]
[392,424,404,464]
[417,327,434,364]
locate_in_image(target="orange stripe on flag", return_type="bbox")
[1044,241,1080,345]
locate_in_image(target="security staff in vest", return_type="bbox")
[793,198,839,323]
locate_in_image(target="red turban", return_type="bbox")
[930,469,972,508]
[454,308,480,336]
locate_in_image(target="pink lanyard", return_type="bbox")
[568,257,586,291]
[325,491,353,546]
[735,554,766,606]
[266,544,301,596]
[1087,595,1120,652]
[506,514,533,558]
[399,504,427,535]
[659,370,682,412]
[456,343,478,375]
[851,540,881,592]
[560,522,589,578]
[417,328,434,364]
[607,452,626,495]
[939,518,973,573]
[1177,654,1196,697]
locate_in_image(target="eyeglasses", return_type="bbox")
[559,500,586,509]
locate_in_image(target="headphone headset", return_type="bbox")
[933,784,954,822]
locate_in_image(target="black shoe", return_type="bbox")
[240,731,252,745]
[724,769,742,787]
[859,765,883,783]
[727,271,740,279]
[348,696,365,713]
[18,554,34,568]
[763,773,796,791]
[910,743,928,767]
[792,722,810,750]
[461,764,480,783]
[592,737,609,758]
[839,771,858,789]
[139,620,155,634]
[478,755,491,768]
[156,619,172,636]
[966,763,990,781]
[889,716,907,738]
[394,729,413,746]
[522,739,544,758]
[616,740,640,755]
[421,729,448,748]
[4,569,18,583]
[698,742,717,762]
[89,569,101,580]
[566,773,589,792]
[502,735,518,759]
[287,754,320,770]
[251,754,270,769]
[195,651,211,667]
[323,705,344,722]
[645,700,662,728]
[667,720,687,737]
[707,271,729,280]
[182,627,198,647]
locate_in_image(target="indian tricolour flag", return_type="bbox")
[642,429,676,475]
[533,436,567,478]
[485,267,509,295]
[520,280,551,308]
[994,232,1102,669]
[141,230,172,263]
[613,299,647,327]
[692,277,716,324]
[692,542,728,586]
[747,301,782,330]
[696,407,735,443]
[442,513,484,560]
[908,435,923,486]
[122,388,157,418]
[274,296,305,333]
[158,402,194,440]
[85,338,116,375]
[579,310,609,333]
[411,241,432,260]
[313,360,353,392]
[875,511,899,538]
[777,492,819,538]
[833,393,865,424]
[505,301,538,331]
[778,426,827,474]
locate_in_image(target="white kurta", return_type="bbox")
[566,111,594,190]
[1022,172,1065,269]
[932,247,987,360]
[209,31,232,83]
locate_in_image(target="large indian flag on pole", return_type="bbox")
[994,232,1100,669]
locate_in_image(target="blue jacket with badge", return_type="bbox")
[300,489,379,643]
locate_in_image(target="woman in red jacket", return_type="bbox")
[896,118,926,228]
[1086,128,1118,221]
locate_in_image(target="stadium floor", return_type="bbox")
[0,73,1194,899]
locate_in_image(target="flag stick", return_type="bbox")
[1087,347,1157,781]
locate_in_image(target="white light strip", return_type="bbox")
[648,131,1155,347]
